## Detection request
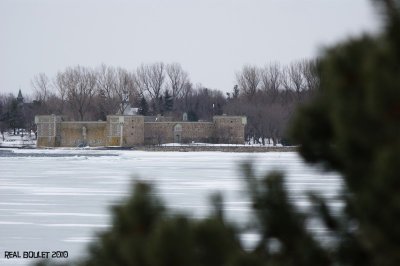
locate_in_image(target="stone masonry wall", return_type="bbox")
[180,123,215,143]
[213,116,246,144]
[60,122,107,147]
[144,122,174,145]
[106,116,144,147]
[35,114,246,147]
[144,122,214,145]
[121,116,144,146]
[36,115,61,147]
[105,116,122,146]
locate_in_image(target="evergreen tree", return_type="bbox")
[164,90,173,113]
[187,110,198,121]
[290,1,400,265]
[157,96,164,115]
[8,98,25,134]
[138,96,149,116]
[214,103,223,116]
[232,85,239,99]
[76,183,243,266]
[97,89,108,121]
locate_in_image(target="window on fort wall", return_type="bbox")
[174,124,182,132]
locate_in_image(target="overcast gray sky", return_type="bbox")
[1,0,380,96]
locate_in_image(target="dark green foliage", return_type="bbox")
[242,164,331,266]
[148,216,196,266]
[290,2,400,265]
[157,96,164,115]
[80,183,165,266]
[232,85,240,99]
[193,218,241,266]
[213,103,223,116]
[163,90,173,113]
[8,98,25,133]
[38,169,334,266]
[187,110,198,121]
[96,89,108,121]
[138,96,149,116]
[39,168,330,266]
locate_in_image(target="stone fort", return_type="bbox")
[35,114,247,147]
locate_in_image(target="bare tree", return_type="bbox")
[176,81,193,113]
[115,68,138,114]
[59,66,97,120]
[95,65,140,116]
[31,73,52,102]
[96,64,119,115]
[300,59,320,92]
[282,61,305,98]
[260,63,282,102]
[134,65,150,98]
[135,63,166,114]
[135,63,165,100]
[53,72,69,115]
[166,63,190,100]
[236,65,260,98]
[31,73,58,115]
[24,61,316,144]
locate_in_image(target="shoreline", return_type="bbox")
[0,145,298,153]
[134,145,297,153]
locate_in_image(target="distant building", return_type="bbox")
[17,89,24,104]
[35,114,247,147]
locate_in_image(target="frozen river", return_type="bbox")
[0,149,341,265]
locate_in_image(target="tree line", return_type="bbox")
[0,60,318,144]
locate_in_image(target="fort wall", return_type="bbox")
[35,114,246,147]
[180,122,215,143]
[213,116,246,144]
[35,115,61,147]
[59,122,107,147]
[144,122,214,145]
[121,116,145,146]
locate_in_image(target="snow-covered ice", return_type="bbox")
[0,133,36,148]
[0,149,342,265]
